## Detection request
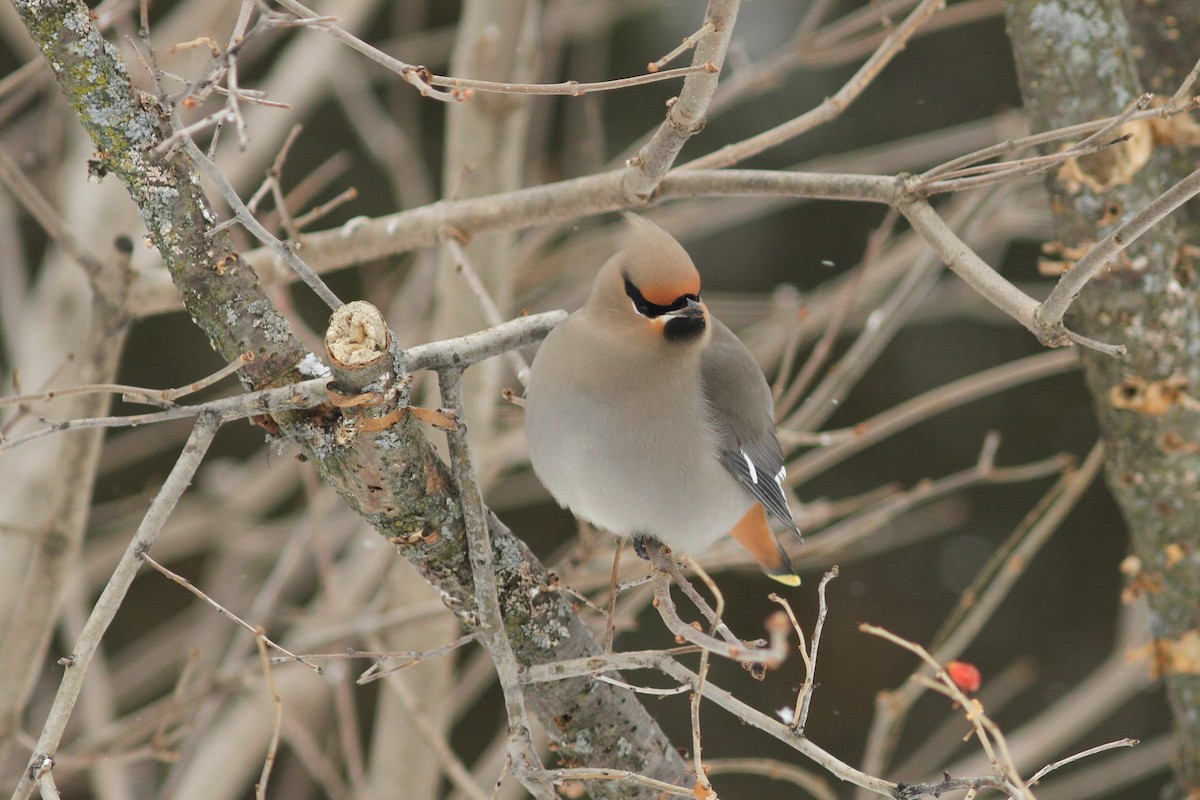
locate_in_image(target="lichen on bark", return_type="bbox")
[1005,1,1200,793]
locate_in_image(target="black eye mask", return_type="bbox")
[623,276,700,318]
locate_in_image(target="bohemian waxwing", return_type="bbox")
[524,215,802,585]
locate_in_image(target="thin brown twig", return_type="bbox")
[1166,52,1200,110]
[919,97,1196,183]
[784,348,1079,486]
[899,198,1125,357]
[1028,738,1139,785]
[776,209,899,421]
[374,656,492,800]
[704,758,837,800]
[795,567,837,734]
[0,378,326,453]
[1,312,564,454]
[252,634,282,800]
[861,624,1033,799]
[528,645,978,798]
[591,673,691,697]
[440,232,530,385]
[353,633,481,683]
[690,647,712,798]
[543,768,691,798]
[0,142,109,280]
[919,92,1152,194]
[645,543,789,666]
[623,0,741,200]
[788,439,1069,572]
[855,443,1105,792]
[292,187,359,230]
[430,65,713,95]
[659,551,758,648]
[604,542,623,653]
[140,553,323,673]
[685,0,944,170]
[919,133,1131,194]
[0,353,249,410]
[648,22,714,72]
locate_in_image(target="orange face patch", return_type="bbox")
[638,277,701,307]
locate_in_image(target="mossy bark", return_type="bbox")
[11,0,306,390]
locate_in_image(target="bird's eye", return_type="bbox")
[623,275,699,318]
[624,276,655,317]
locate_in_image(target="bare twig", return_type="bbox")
[252,635,282,800]
[0,379,327,453]
[1,312,565,453]
[544,768,691,798]
[603,543,623,653]
[291,187,359,231]
[785,348,1079,485]
[354,634,481,683]
[0,353,248,411]
[690,647,712,798]
[860,624,1033,799]
[140,553,322,673]
[685,0,944,170]
[856,443,1106,791]
[900,198,1125,356]
[1028,738,1139,785]
[775,209,898,420]
[794,567,837,734]
[1166,52,1200,111]
[372,653,492,800]
[649,22,714,72]
[528,647,896,796]
[407,311,565,372]
[440,232,530,385]
[0,142,108,279]
[918,93,1152,194]
[429,65,713,95]
[181,136,343,310]
[10,416,220,800]
[919,99,1196,183]
[704,758,837,800]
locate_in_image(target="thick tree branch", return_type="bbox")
[1005,0,1200,793]
[9,0,306,391]
[621,0,740,199]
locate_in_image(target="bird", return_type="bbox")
[524,214,802,586]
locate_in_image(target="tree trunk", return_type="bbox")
[1004,1,1200,795]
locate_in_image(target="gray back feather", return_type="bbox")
[701,320,801,536]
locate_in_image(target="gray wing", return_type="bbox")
[701,320,801,538]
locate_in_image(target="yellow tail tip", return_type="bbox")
[768,573,801,587]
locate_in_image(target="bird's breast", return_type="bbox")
[526,321,750,553]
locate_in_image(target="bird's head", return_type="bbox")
[586,214,710,346]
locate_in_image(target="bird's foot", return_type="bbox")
[631,535,651,561]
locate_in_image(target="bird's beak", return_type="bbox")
[663,298,704,320]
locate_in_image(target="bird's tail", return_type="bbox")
[728,503,800,587]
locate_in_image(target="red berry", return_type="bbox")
[947,661,981,693]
